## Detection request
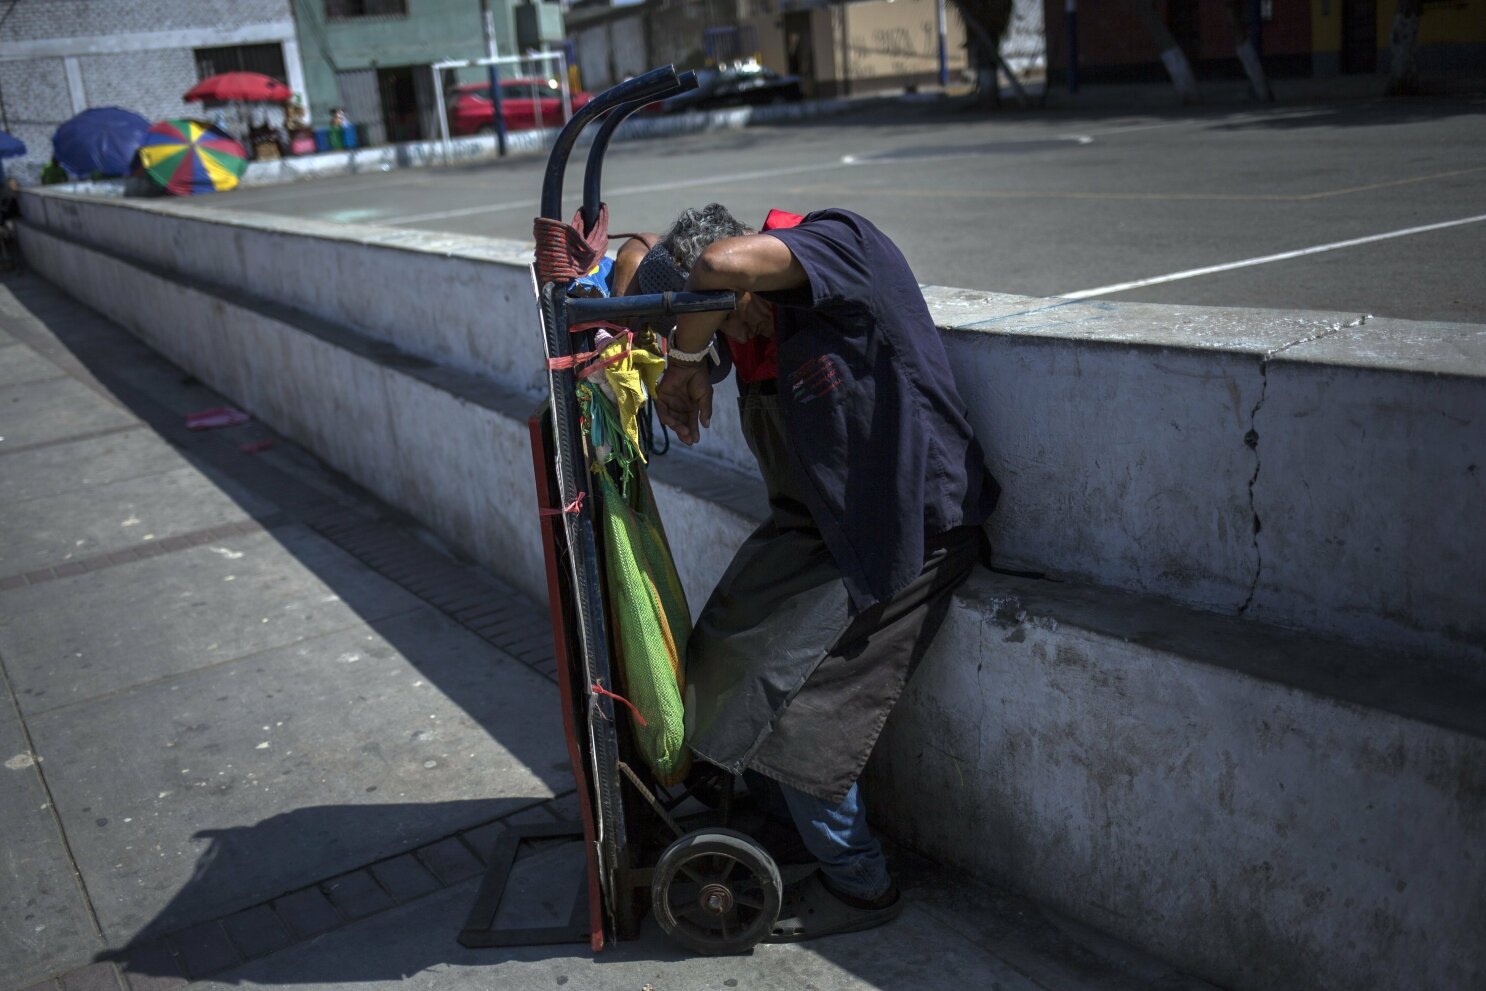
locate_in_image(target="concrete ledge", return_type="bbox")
[18,220,1485,991]
[870,570,1486,991]
[18,187,1486,660]
[13,223,761,616]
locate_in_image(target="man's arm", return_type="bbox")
[658,234,807,446]
[673,233,806,352]
[608,233,657,298]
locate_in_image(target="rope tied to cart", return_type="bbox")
[591,681,648,727]
[545,330,635,380]
[534,203,609,286]
[538,491,584,517]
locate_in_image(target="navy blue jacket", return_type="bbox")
[761,209,999,610]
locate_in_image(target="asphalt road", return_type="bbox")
[206,94,1486,324]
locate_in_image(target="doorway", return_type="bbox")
[377,66,422,143]
[1341,0,1378,73]
[1165,0,1201,63]
[784,11,815,97]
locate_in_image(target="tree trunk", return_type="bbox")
[949,0,1013,107]
[1129,0,1201,104]
[1386,0,1425,96]
[1227,1,1273,101]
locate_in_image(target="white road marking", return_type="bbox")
[379,159,860,225]
[1076,107,1337,140]
[864,135,1095,167]
[1060,213,1486,300]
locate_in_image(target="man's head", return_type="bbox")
[638,204,773,342]
[658,203,751,269]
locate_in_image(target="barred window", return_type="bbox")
[194,44,288,84]
[325,0,409,18]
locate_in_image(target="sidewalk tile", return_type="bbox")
[0,467,275,577]
[0,377,133,450]
[272,889,341,941]
[322,870,394,920]
[415,837,484,885]
[220,905,291,960]
[460,822,505,865]
[0,717,102,985]
[0,428,171,506]
[0,525,423,712]
[56,963,121,991]
[369,853,440,903]
[169,922,240,980]
[0,339,65,388]
[117,939,186,991]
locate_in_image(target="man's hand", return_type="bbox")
[654,362,713,446]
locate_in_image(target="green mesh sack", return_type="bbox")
[579,385,692,785]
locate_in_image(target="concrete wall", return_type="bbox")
[870,572,1486,991]
[21,189,1485,661]
[17,190,1486,991]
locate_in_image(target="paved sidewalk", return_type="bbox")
[0,273,1211,991]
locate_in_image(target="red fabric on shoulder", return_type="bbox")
[732,209,803,384]
[763,208,805,230]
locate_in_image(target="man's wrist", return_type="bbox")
[669,336,717,366]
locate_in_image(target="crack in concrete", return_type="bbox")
[1237,315,1368,616]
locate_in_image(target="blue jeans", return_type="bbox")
[750,773,892,900]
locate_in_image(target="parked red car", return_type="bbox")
[448,77,592,135]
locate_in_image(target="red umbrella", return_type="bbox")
[184,72,292,103]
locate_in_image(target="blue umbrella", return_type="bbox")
[0,131,24,182]
[52,107,149,178]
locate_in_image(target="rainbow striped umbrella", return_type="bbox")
[138,119,247,196]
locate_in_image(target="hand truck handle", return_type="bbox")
[540,66,685,224]
[563,290,737,323]
[580,71,699,230]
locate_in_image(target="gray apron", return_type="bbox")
[685,383,980,803]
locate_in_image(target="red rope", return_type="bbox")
[546,349,603,371]
[576,348,633,380]
[568,317,629,335]
[591,682,648,727]
[545,331,633,374]
[533,204,610,285]
[538,491,584,517]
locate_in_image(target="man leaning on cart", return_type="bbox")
[644,204,1000,941]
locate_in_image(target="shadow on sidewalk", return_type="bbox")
[0,274,575,982]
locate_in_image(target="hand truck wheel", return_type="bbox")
[651,828,782,955]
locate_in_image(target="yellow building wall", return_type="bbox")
[842,0,968,84]
[1312,0,1484,69]
[772,0,965,97]
[1414,0,1486,44]
[1312,0,1342,54]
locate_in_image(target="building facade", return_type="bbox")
[292,0,565,147]
[0,0,304,181]
[1040,0,1486,85]
[569,0,972,99]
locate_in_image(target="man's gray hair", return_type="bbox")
[659,203,752,270]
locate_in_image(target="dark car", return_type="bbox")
[658,64,804,114]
